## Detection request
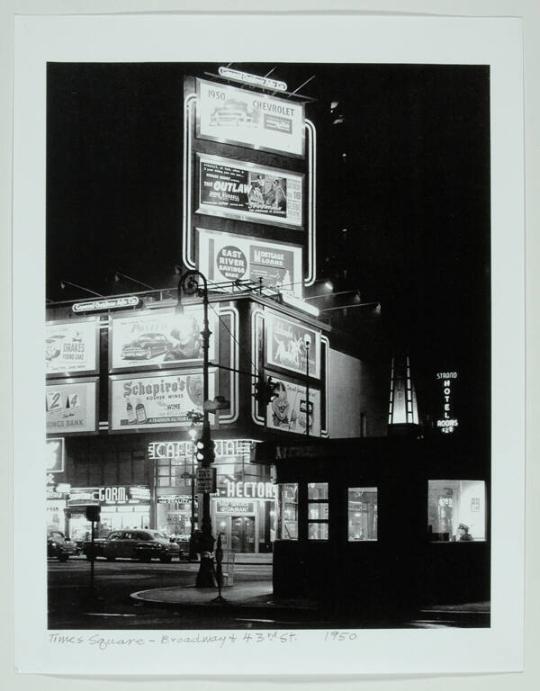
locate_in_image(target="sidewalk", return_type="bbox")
[131,581,319,612]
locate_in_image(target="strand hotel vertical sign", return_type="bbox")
[197,154,303,229]
[196,78,305,157]
[436,371,459,434]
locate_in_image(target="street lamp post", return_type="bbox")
[177,270,216,587]
[304,335,311,436]
[188,422,198,560]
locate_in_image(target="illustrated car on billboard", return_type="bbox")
[209,99,258,127]
[82,529,181,563]
[121,333,172,360]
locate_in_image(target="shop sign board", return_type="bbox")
[46,437,65,473]
[436,371,459,434]
[266,313,320,378]
[222,479,277,500]
[69,486,151,505]
[197,154,303,229]
[198,228,303,297]
[196,78,305,157]
[196,467,217,494]
[46,378,98,435]
[110,307,214,371]
[216,500,255,514]
[72,296,141,313]
[218,67,287,92]
[110,370,212,430]
[46,318,99,375]
[266,376,321,437]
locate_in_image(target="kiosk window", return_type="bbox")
[348,488,378,541]
[428,480,486,542]
[308,482,329,541]
[277,483,298,540]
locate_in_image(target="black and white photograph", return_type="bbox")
[44,57,492,629]
[11,11,525,678]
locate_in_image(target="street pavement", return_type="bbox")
[48,556,490,630]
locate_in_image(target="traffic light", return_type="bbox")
[195,435,215,464]
[85,504,101,522]
[255,376,280,407]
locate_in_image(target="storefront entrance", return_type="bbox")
[215,513,256,553]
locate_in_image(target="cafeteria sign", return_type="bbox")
[198,154,303,229]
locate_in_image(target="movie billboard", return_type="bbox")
[266,376,321,437]
[197,154,303,228]
[46,318,99,376]
[110,370,215,431]
[46,378,98,435]
[197,228,303,297]
[196,78,305,157]
[110,307,214,371]
[266,313,320,378]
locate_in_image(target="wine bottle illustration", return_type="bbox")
[135,398,147,424]
[126,398,136,424]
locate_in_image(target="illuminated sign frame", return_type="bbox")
[183,91,317,286]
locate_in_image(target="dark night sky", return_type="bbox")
[46,62,491,425]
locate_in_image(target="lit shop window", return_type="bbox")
[348,488,378,541]
[308,483,329,541]
[428,480,486,542]
[277,483,298,540]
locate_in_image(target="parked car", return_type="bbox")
[83,529,181,563]
[121,333,171,360]
[47,530,78,561]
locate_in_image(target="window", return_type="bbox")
[277,483,298,540]
[308,482,329,541]
[348,488,378,541]
[428,480,486,542]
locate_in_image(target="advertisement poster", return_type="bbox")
[46,379,98,434]
[266,376,321,437]
[266,313,320,378]
[198,154,303,228]
[197,78,305,156]
[110,370,214,430]
[46,437,64,473]
[198,228,303,297]
[110,307,214,371]
[46,318,98,375]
